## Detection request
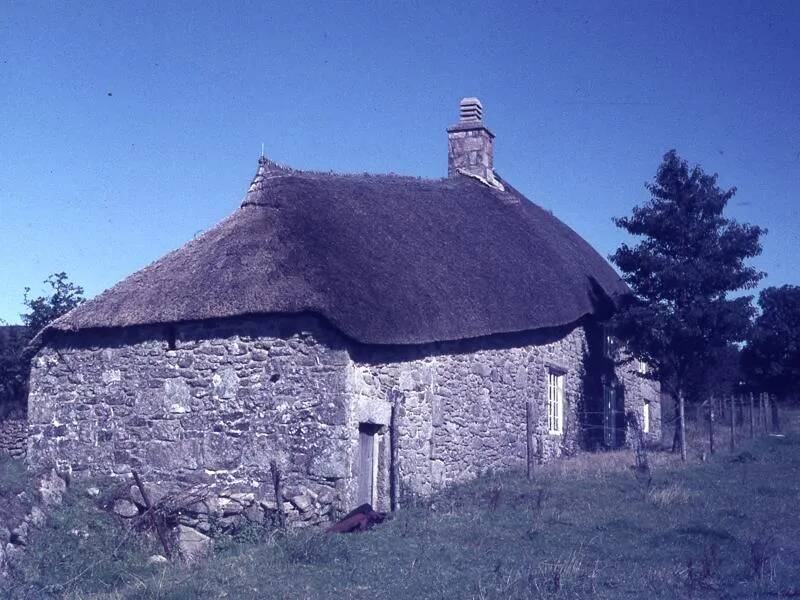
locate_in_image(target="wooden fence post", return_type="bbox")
[526,400,536,480]
[390,400,400,511]
[729,395,735,452]
[678,390,687,462]
[770,394,781,432]
[270,460,285,528]
[764,394,772,433]
[761,392,768,433]
[749,392,755,439]
[132,470,172,559]
[708,396,715,454]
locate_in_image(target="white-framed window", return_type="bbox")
[642,401,650,433]
[601,324,616,358]
[547,371,565,435]
[637,360,648,375]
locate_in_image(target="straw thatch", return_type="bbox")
[47,159,628,345]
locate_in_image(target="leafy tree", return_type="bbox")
[22,272,85,336]
[610,150,765,459]
[0,272,85,413]
[741,285,800,427]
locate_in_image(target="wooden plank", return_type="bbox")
[358,427,374,506]
[390,401,399,511]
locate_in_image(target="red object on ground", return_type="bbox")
[327,503,387,534]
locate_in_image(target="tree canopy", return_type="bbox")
[0,272,85,412]
[22,272,85,336]
[741,285,800,399]
[610,150,765,457]
[611,150,765,399]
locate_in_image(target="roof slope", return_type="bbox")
[49,160,628,345]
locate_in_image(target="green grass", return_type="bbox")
[3,419,800,599]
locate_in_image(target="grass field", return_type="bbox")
[2,415,799,599]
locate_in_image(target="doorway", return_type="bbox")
[357,423,381,506]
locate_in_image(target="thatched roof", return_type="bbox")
[47,158,628,345]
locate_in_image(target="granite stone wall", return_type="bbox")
[352,325,581,505]
[28,315,351,527]
[27,314,660,526]
[0,411,27,458]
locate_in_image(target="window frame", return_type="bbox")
[642,401,650,434]
[547,370,565,435]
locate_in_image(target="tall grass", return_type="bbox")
[2,413,799,599]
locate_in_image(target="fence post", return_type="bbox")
[526,400,536,480]
[390,400,400,511]
[678,390,687,462]
[729,395,735,452]
[749,392,755,438]
[770,394,781,432]
[270,460,285,528]
[708,396,715,454]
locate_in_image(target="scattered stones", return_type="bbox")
[113,499,140,518]
[38,469,67,506]
[28,506,45,527]
[147,554,169,565]
[175,525,213,562]
[290,494,313,513]
[86,486,100,498]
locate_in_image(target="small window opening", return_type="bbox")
[643,401,650,433]
[269,373,280,383]
[166,327,177,350]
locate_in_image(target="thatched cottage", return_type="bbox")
[27,98,660,525]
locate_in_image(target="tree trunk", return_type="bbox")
[678,390,687,462]
[729,395,735,452]
[771,394,781,432]
[708,396,715,454]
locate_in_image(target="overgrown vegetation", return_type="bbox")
[3,416,799,599]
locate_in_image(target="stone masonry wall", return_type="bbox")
[350,325,587,505]
[348,322,662,505]
[0,413,27,458]
[27,314,661,526]
[28,315,352,527]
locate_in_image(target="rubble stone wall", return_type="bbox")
[0,413,27,458]
[350,325,585,506]
[27,315,351,528]
[27,314,661,527]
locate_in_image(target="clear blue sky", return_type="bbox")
[1,1,798,324]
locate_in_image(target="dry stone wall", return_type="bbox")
[27,315,351,527]
[0,410,27,458]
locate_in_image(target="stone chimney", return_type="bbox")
[447,97,496,184]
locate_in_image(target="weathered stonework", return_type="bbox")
[27,314,660,525]
[28,315,350,527]
[0,408,27,458]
